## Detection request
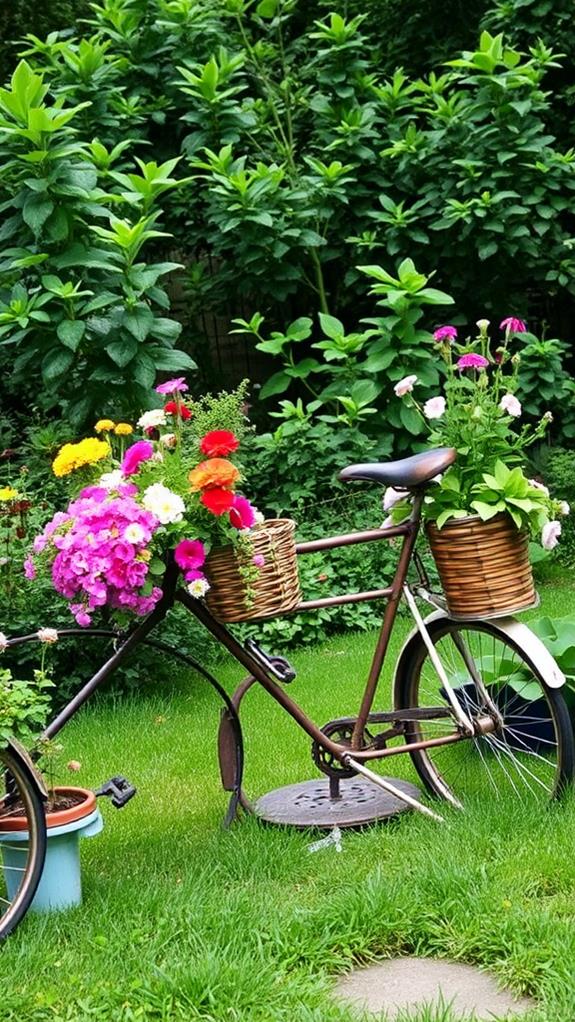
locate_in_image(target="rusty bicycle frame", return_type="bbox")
[21,487,501,827]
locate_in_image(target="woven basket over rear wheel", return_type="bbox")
[204,518,301,623]
[426,512,537,619]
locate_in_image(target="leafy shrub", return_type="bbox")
[0,61,195,427]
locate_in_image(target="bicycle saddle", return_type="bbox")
[339,447,456,489]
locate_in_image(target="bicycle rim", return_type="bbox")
[396,620,574,807]
[0,747,47,940]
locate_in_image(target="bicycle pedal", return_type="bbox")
[94,775,137,808]
[244,640,296,683]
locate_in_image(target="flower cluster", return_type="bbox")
[390,318,568,546]
[27,380,263,625]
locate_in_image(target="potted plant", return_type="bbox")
[0,632,102,912]
[23,381,300,625]
[388,317,569,617]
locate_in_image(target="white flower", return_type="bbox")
[499,393,522,417]
[159,432,177,449]
[124,523,145,544]
[380,515,394,530]
[560,501,570,516]
[137,409,166,430]
[394,374,418,398]
[151,451,164,463]
[187,577,210,598]
[99,469,123,490]
[142,483,185,524]
[529,478,550,497]
[476,319,490,334]
[383,487,406,512]
[423,396,446,420]
[37,628,58,644]
[253,511,265,526]
[541,520,561,550]
[543,411,553,423]
[0,632,8,653]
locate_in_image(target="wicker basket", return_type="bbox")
[204,518,301,623]
[426,512,537,619]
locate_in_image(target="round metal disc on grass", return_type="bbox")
[254,776,421,829]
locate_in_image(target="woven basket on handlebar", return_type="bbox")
[426,512,537,619]
[204,518,301,623]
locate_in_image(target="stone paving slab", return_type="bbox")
[333,957,535,1020]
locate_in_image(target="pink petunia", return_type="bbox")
[229,494,256,530]
[433,325,457,342]
[500,317,527,334]
[456,353,489,370]
[155,377,188,395]
[121,440,154,477]
[174,538,206,573]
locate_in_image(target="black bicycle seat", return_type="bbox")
[339,447,456,489]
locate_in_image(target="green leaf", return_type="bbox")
[22,194,54,236]
[42,347,75,383]
[470,500,502,521]
[149,348,197,372]
[399,402,423,435]
[106,337,139,367]
[123,306,154,343]
[256,0,279,14]
[259,371,291,400]
[57,320,85,352]
[318,312,344,339]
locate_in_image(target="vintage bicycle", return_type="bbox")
[1,446,573,939]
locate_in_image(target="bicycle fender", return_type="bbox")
[392,610,565,709]
[6,737,48,799]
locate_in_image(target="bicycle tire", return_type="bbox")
[394,618,575,807]
[0,744,47,940]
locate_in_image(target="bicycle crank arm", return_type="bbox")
[342,755,445,823]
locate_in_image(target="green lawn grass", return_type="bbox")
[3,578,575,1021]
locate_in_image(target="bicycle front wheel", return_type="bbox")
[0,745,47,940]
[394,619,574,807]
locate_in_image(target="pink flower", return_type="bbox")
[174,539,206,573]
[499,393,522,417]
[423,396,446,420]
[24,557,36,580]
[456,353,489,370]
[433,326,457,342]
[541,521,561,550]
[394,374,418,397]
[121,440,154,476]
[155,377,188,395]
[252,554,265,567]
[229,494,256,530]
[500,317,527,334]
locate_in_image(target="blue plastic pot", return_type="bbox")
[1,789,103,913]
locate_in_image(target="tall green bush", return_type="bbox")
[0,61,195,426]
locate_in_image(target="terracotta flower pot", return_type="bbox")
[427,512,537,619]
[0,787,103,913]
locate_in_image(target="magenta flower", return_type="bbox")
[121,440,154,477]
[155,377,188,395]
[456,353,489,370]
[253,554,265,567]
[24,557,36,580]
[229,494,256,530]
[174,539,206,573]
[433,325,457,342]
[500,317,527,334]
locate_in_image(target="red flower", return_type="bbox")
[164,401,191,421]
[200,488,235,515]
[199,430,239,458]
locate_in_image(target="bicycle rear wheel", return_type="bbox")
[0,745,47,939]
[394,619,574,807]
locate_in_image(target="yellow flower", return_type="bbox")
[52,438,111,477]
[94,419,115,433]
[114,423,133,436]
[0,487,18,502]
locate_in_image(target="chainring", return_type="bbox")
[312,719,365,780]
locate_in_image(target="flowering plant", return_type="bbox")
[25,381,264,626]
[388,318,569,548]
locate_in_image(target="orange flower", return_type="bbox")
[189,458,240,491]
